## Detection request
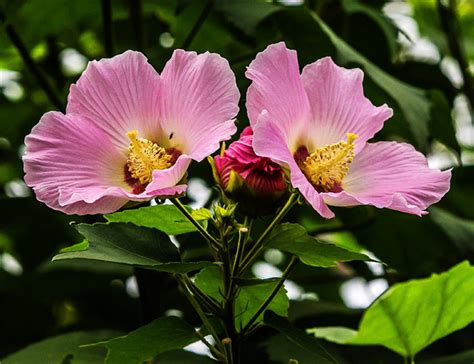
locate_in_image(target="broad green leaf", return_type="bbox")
[59,240,88,253]
[105,204,210,235]
[2,330,121,364]
[309,262,474,358]
[265,223,372,267]
[194,266,289,330]
[309,10,430,150]
[194,265,224,301]
[264,312,337,364]
[236,280,289,330]
[53,222,213,273]
[87,317,199,364]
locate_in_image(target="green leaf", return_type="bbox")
[264,312,337,364]
[194,265,224,301]
[309,261,474,358]
[105,204,210,235]
[265,223,372,267]
[2,330,121,364]
[309,9,431,150]
[236,279,289,330]
[307,327,358,345]
[59,240,88,253]
[53,222,213,273]
[194,266,289,330]
[87,317,199,364]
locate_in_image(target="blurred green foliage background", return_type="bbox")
[0,0,473,363]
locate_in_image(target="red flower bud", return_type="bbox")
[214,127,288,215]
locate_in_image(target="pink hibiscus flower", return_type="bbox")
[246,42,451,219]
[23,50,239,215]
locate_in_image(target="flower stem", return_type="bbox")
[240,256,299,336]
[176,274,226,360]
[221,234,239,364]
[171,198,221,249]
[231,227,248,282]
[238,193,298,275]
[182,274,221,316]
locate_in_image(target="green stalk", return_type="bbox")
[176,275,226,360]
[240,256,299,336]
[182,275,221,317]
[238,193,298,274]
[231,227,248,282]
[171,198,221,249]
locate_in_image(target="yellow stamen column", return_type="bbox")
[126,130,172,185]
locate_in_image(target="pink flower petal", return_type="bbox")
[322,142,451,215]
[67,51,162,149]
[24,112,128,214]
[245,42,312,150]
[159,50,239,160]
[147,155,192,191]
[253,112,335,218]
[301,57,393,153]
[23,112,186,215]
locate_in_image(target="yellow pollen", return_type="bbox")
[126,130,172,185]
[301,133,358,192]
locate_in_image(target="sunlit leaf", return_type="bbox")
[309,261,474,359]
[105,204,210,235]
